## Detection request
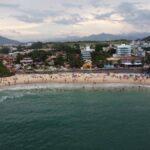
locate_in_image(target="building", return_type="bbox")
[81,45,94,61]
[107,56,143,67]
[82,60,92,69]
[116,44,131,56]
[20,57,33,66]
[0,54,15,72]
[135,47,145,57]
[107,43,144,67]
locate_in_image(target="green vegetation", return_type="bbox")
[16,45,24,51]
[145,53,150,65]
[54,55,65,67]
[91,43,116,68]
[30,42,43,49]
[0,47,10,54]
[0,62,12,77]
[143,47,150,51]
[91,52,109,68]
[52,43,83,68]
[15,53,24,64]
[65,44,83,68]
[0,40,147,73]
[143,36,150,42]
[95,43,109,52]
[28,50,52,62]
[67,54,83,68]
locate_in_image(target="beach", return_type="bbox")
[0,73,150,88]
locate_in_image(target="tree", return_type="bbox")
[91,51,110,68]
[145,53,150,65]
[0,62,12,77]
[0,47,10,54]
[52,43,81,54]
[15,53,23,64]
[143,47,150,56]
[28,50,48,62]
[95,43,109,52]
[52,43,69,51]
[52,43,82,68]
[30,42,43,49]
[54,55,65,67]
[108,48,116,55]
[117,59,122,66]
[67,54,83,68]
[131,59,135,65]
[17,45,23,51]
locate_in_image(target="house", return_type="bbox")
[20,57,33,66]
[107,56,143,67]
[82,60,92,69]
[46,56,57,66]
[0,54,15,72]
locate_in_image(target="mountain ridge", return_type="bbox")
[58,32,150,42]
[0,33,150,44]
[0,36,20,45]
[143,36,150,41]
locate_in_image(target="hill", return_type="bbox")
[0,36,20,45]
[59,32,150,42]
[143,36,150,41]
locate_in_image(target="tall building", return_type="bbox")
[117,44,131,56]
[81,45,94,61]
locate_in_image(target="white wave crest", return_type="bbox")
[0,83,150,103]
[0,83,150,92]
[0,93,23,103]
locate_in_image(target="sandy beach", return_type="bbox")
[0,73,150,88]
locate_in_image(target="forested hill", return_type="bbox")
[0,36,20,45]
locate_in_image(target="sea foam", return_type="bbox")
[0,83,150,92]
[0,93,24,103]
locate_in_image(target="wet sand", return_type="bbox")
[0,73,150,88]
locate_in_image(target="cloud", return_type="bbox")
[14,15,44,23]
[0,0,149,40]
[117,2,150,28]
[12,9,62,23]
[93,2,150,29]
[0,3,19,8]
[62,2,83,8]
[95,12,114,20]
[88,0,114,8]
[53,14,85,25]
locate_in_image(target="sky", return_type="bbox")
[0,0,150,41]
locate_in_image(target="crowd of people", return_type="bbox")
[0,72,150,87]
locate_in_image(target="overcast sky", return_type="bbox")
[0,0,150,41]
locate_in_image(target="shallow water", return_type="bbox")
[0,87,150,150]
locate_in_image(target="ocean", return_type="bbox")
[0,84,150,150]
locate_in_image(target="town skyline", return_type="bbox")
[0,0,150,41]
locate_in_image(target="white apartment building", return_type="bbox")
[81,45,95,61]
[117,44,131,56]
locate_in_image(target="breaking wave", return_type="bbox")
[0,91,37,103]
[0,83,150,92]
[0,93,24,103]
[0,83,150,104]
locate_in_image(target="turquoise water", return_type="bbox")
[0,87,150,150]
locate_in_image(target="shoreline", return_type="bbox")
[0,83,150,92]
[0,73,150,91]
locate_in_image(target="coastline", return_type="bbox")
[0,73,150,91]
[1,83,150,91]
